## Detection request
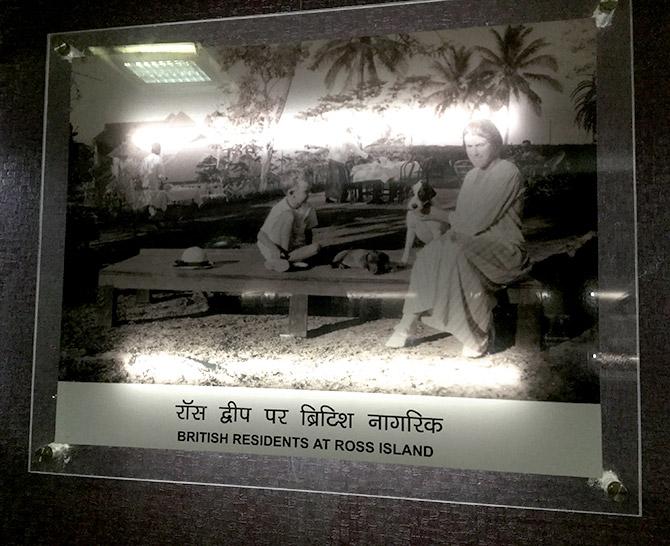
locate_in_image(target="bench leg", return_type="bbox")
[515,293,542,350]
[359,298,380,322]
[288,294,308,338]
[136,289,151,304]
[97,285,117,327]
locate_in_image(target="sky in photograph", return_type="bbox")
[69,15,596,155]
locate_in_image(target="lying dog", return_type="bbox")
[331,249,391,275]
[401,180,448,264]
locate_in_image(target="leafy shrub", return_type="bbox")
[524,171,597,229]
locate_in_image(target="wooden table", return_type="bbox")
[98,247,542,347]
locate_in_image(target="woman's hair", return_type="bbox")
[462,119,503,154]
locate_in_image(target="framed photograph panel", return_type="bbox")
[31,0,640,514]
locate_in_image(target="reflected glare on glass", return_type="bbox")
[125,352,520,389]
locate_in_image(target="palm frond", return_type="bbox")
[518,26,534,41]
[309,40,348,70]
[571,75,597,136]
[474,48,504,69]
[490,27,507,54]
[515,38,552,64]
[523,72,563,92]
[323,54,352,89]
[514,78,542,114]
[519,54,559,72]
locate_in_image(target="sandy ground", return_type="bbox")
[60,290,599,403]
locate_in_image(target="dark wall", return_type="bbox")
[2,1,669,543]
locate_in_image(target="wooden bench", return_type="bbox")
[98,248,543,349]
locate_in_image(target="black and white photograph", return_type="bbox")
[55,15,604,403]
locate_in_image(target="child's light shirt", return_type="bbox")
[260,197,318,250]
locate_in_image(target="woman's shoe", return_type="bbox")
[461,323,494,358]
[461,344,487,358]
[385,328,410,348]
[385,320,417,348]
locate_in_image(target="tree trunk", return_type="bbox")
[504,96,511,145]
[259,143,273,193]
[257,67,295,193]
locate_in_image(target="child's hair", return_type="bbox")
[279,167,313,194]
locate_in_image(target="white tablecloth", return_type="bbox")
[351,159,421,184]
[165,186,205,206]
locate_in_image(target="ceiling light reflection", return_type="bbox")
[114,43,197,55]
[124,60,210,84]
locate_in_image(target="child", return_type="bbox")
[257,169,321,272]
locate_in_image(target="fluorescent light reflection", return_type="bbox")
[589,290,629,301]
[346,292,407,299]
[89,43,198,55]
[241,291,281,299]
[114,43,197,55]
[125,352,520,390]
[124,60,210,84]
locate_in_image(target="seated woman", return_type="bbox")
[386,119,530,357]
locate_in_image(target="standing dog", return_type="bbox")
[401,180,448,264]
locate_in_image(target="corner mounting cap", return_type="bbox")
[591,470,628,503]
[593,0,618,28]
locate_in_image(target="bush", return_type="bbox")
[524,171,597,230]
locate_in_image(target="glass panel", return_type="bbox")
[32,0,639,514]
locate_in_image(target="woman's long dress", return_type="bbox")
[403,158,529,351]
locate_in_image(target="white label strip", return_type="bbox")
[55,382,602,478]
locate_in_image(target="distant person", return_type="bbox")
[386,119,530,358]
[516,139,544,166]
[257,168,321,272]
[325,128,368,203]
[139,142,168,217]
[109,141,142,211]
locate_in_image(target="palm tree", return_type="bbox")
[475,25,563,143]
[571,74,596,141]
[309,35,412,95]
[422,45,478,114]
